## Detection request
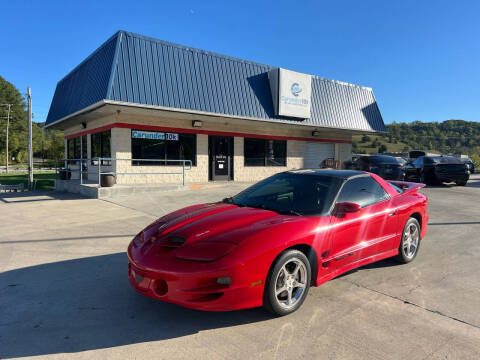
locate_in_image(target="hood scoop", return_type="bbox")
[160,236,186,248]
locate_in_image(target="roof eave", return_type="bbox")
[45,99,385,134]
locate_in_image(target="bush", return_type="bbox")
[471,154,480,170]
[361,135,371,143]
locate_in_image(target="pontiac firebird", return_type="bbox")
[128,170,428,315]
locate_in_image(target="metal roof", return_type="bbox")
[46,30,386,132]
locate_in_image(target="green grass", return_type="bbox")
[353,135,411,154]
[0,172,57,190]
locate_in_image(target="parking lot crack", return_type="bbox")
[342,279,480,330]
[99,198,159,218]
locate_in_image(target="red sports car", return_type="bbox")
[128,170,428,315]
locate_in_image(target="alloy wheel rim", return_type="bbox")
[274,258,307,309]
[403,223,419,258]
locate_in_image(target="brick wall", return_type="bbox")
[63,111,353,184]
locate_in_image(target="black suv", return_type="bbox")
[354,155,405,180]
[405,155,469,186]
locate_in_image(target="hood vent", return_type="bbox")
[167,236,186,246]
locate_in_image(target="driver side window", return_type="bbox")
[336,176,389,208]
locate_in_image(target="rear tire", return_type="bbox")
[395,217,421,264]
[263,250,311,316]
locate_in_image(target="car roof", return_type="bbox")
[286,169,366,179]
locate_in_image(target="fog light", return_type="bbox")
[216,277,231,285]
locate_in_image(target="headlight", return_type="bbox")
[175,242,237,262]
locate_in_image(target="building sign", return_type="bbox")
[268,68,312,119]
[131,130,179,141]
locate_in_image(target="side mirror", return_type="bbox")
[334,202,361,215]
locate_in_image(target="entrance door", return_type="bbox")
[209,136,233,181]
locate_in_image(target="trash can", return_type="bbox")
[100,174,116,187]
[59,169,72,180]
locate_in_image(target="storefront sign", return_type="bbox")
[268,68,312,119]
[131,130,179,141]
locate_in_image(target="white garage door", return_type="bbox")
[304,142,335,168]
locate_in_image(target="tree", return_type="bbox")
[0,75,64,164]
[361,135,371,143]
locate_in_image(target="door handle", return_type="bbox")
[389,210,397,216]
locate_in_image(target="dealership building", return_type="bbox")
[45,30,386,184]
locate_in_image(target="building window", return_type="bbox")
[67,137,80,161]
[82,135,87,159]
[91,130,111,165]
[67,136,88,165]
[131,130,196,166]
[244,138,287,167]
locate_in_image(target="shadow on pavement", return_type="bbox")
[0,190,88,203]
[0,253,271,359]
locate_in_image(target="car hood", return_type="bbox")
[139,202,304,246]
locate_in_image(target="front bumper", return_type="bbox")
[435,173,469,183]
[127,256,264,311]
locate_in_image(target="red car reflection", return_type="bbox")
[128,170,428,315]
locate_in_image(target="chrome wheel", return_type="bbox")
[403,222,419,259]
[274,257,307,310]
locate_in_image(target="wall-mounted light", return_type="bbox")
[192,120,203,128]
[82,122,87,129]
[312,130,320,137]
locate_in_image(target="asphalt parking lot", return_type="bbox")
[1,175,480,359]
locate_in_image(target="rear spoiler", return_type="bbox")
[388,181,425,193]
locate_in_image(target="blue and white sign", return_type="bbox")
[291,83,302,97]
[132,130,179,141]
[268,68,312,119]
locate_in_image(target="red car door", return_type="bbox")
[327,176,397,271]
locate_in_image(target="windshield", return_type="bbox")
[428,156,462,164]
[228,172,342,216]
[368,155,400,165]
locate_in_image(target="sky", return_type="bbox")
[1,0,479,124]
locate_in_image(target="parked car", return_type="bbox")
[128,169,429,315]
[405,155,470,185]
[354,155,405,180]
[395,157,408,166]
[459,157,475,174]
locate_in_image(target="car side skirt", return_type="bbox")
[315,248,398,287]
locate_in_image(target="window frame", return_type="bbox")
[130,130,197,167]
[67,137,81,164]
[90,130,111,166]
[244,138,287,167]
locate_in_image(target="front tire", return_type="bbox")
[263,250,311,316]
[395,218,421,263]
[455,178,468,186]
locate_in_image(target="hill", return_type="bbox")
[353,120,480,166]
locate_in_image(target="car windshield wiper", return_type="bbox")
[221,197,247,207]
[246,204,303,216]
[275,209,303,216]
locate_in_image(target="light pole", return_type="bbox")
[1,104,12,173]
[27,88,33,189]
